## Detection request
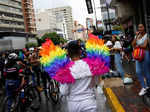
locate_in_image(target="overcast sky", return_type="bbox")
[33,0,102,26]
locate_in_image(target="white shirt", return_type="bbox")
[59,60,98,101]
[136,33,147,45]
[113,41,122,49]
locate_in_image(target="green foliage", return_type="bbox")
[25,42,38,48]
[112,25,124,31]
[40,32,67,45]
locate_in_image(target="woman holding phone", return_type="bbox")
[132,24,150,96]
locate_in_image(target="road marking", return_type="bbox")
[104,88,125,112]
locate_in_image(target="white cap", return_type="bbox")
[105,41,113,46]
[29,48,34,51]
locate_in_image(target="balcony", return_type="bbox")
[15,24,25,29]
[26,16,32,19]
[25,11,32,15]
[12,0,22,3]
[28,24,35,28]
[0,1,22,9]
[24,1,31,5]
[0,8,23,16]
[0,16,24,22]
[0,23,25,29]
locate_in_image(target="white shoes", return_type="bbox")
[123,77,133,84]
[139,88,147,96]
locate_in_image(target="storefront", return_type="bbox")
[110,0,150,35]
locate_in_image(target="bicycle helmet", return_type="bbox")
[8,53,18,60]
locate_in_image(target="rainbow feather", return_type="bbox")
[40,39,75,83]
[83,34,110,75]
[40,35,110,84]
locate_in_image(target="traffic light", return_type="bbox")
[85,0,93,14]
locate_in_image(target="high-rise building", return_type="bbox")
[35,9,57,37]
[35,6,74,40]
[22,0,36,33]
[0,0,25,32]
[51,6,74,40]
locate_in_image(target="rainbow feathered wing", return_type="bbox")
[40,34,110,84]
[84,34,110,76]
[40,39,75,83]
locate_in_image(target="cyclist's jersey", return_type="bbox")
[4,63,23,80]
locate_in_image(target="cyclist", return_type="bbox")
[28,48,42,91]
[4,53,25,112]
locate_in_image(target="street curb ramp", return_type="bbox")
[103,88,125,112]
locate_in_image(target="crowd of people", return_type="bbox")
[104,24,150,96]
[0,47,47,112]
[0,23,150,112]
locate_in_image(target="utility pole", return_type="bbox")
[92,0,98,29]
[105,0,111,32]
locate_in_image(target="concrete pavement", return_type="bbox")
[0,86,111,112]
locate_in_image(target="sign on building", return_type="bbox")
[85,0,94,14]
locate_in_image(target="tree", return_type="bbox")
[25,42,38,48]
[40,32,67,45]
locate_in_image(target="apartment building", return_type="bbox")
[51,6,74,40]
[22,0,36,33]
[35,9,57,37]
[0,0,25,32]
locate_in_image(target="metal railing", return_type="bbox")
[0,1,22,9]
[0,8,23,15]
[0,23,25,29]
[0,16,24,22]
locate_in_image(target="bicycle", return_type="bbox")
[2,80,41,112]
[43,74,59,104]
[48,79,59,103]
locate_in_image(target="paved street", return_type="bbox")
[33,86,111,112]
[0,86,111,112]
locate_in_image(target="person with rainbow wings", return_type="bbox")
[40,33,110,112]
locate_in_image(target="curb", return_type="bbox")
[103,88,125,112]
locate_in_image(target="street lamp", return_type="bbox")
[105,0,111,32]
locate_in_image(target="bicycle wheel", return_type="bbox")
[2,96,8,112]
[26,86,41,104]
[49,80,59,103]
[2,96,20,112]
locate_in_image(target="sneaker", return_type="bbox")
[37,86,43,92]
[139,88,147,96]
[123,77,133,84]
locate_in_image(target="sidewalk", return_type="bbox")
[104,77,150,112]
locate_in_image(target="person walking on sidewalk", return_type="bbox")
[60,41,98,112]
[111,35,132,84]
[132,24,150,96]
